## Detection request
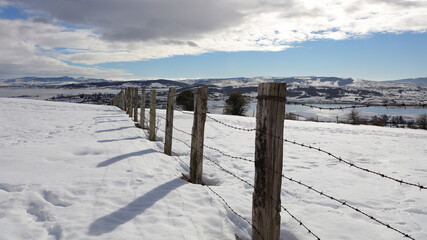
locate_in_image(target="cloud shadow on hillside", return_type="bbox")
[96,149,157,167]
[88,178,187,236]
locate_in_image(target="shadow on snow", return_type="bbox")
[96,149,157,167]
[88,178,187,236]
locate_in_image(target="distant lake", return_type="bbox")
[0,87,120,100]
[1,87,425,122]
[246,102,427,121]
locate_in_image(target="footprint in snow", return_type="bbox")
[42,190,73,207]
[0,183,25,192]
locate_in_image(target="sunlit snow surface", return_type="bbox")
[0,98,426,240]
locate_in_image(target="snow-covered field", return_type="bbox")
[0,98,426,240]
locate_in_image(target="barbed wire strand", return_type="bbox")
[202,115,426,190]
[286,102,426,110]
[156,114,255,163]
[202,154,321,239]
[204,184,264,240]
[261,164,415,240]
[280,138,426,190]
[206,115,257,131]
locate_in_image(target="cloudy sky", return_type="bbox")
[0,0,426,81]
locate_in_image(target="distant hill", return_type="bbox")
[386,77,427,85]
[1,76,425,105]
[1,76,108,86]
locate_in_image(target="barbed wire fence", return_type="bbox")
[112,86,425,240]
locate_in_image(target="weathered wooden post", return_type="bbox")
[129,87,134,118]
[190,86,208,184]
[252,83,286,240]
[149,89,156,141]
[133,87,138,122]
[140,88,146,128]
[125,88,129,113]
[121,89,126,110]
[164,88,176,156]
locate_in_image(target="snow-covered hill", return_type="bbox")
[0,98,426,239]
[1,76,426,105]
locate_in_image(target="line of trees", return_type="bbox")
[347,109,426,129]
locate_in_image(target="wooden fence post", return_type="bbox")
[164,88,176,156]
[125,88,129,114]
[252,83,286,240]
[121,89,126,110]
[190,86,208,184]
[129,87,134,118]
[149,89,156,141]
[133,87,138,122]
[140,88,146,128]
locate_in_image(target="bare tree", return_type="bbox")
[347,109,364,125]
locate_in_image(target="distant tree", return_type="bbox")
[224,92,249,116]
[416,114,427,129]
[370,115,383,126]
[176,90,194,111]
[407,119,415,128]
[347,109,364,124]
[380,114,389,126]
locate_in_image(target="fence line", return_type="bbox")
[112,87,424,240]
[152,119,266,239]
[153,114,320,239]
[159,113,414,240]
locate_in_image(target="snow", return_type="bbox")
[1,97,426,240]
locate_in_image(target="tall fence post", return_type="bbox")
[149,89,156,141]
[190,86,208,184]
[129,87,134,118]
[252,83,286,240]
[133,87,138,122]
[125,88,129,114]
[140,88,146,128]
[164,88,176,156]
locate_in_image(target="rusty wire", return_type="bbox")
[280,138,426,190]
[156,114,255,163]
[202,153,321,240]
[202,114,426,190]
[262,164,415,240]
[206,115,256,131]
[286,102,427,110]
[204,185,264,240]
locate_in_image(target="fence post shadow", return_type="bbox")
[88,178,187,236]
[96,149,157,167]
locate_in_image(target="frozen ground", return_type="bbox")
[0,98,426,240]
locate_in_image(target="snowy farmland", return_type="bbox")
[0,98,426,240]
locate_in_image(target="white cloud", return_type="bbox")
[0,0,427,78]
[0,20,130,79]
